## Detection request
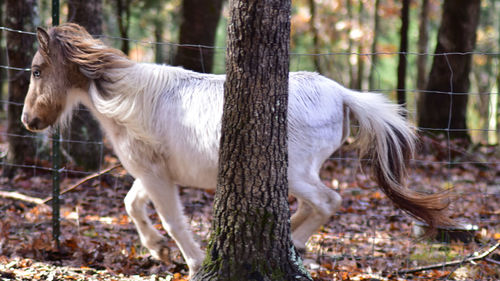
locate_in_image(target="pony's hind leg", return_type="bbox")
[289,175,342,250]
[291,199,313,232]
[138,176,204,278]
[124,179,170,261]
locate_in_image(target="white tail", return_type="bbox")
[343,90,452,229]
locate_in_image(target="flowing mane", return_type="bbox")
[50,23,133,84]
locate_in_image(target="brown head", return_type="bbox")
[22,23,131,131]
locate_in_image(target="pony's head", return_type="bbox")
[22,23,131,131]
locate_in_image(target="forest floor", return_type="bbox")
[0,137,499,281]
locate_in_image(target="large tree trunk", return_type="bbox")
[417,0,481,140]
[396,0,410,112]
[173,0,224,73]
[67,0,103,170]
[3,0,38,178]
[191,0,311,280]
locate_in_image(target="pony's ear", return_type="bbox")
[36,27,50,56]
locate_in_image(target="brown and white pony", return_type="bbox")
[22,24,452,277]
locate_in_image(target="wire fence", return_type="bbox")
[0,25,499,279]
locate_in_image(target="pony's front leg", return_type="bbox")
[124,179,171,262]
[140,176,204,277]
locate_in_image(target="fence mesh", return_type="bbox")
[0,25,499,280]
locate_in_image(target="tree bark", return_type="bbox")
[417,0,481,140]
[368,0,381,90]
[3,0,38,178]
[173,0,224,73]
[191,0,311,280]
[67,0,103,171]
[397,0,409,113]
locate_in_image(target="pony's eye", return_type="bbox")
[33,70,41,78]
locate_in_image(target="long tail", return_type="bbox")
[343,90,454,231]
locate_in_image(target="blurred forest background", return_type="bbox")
[0,0,499,174]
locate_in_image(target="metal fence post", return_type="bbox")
[51,0,61,250]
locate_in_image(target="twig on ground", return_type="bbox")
[398,242,500,275]
[0,164,122,206]
[0,190,45,205]
[485,257,500,266]
[43,164,122,203]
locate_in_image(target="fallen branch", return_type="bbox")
[398,242,500,275]
[0,164,123,206]
[485,257,500,266]
[0,190,45,205]
[43,164,122,203]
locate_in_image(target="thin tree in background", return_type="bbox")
[416,0,429,91]
[154,19,164,63]
[66,0,103,170]
[497,0,500,144]
[174,0,224,73]
[472,0,497,143]
[3,0,38,178]
[191,0,311,279]
[418,0,481,140]
[355,0,365,90]
[115,0,131,55]
[368,0,381,90]
[346,0,355,88]
[308,0,323,73]
[0,0,5,109]
[396,0,410,113]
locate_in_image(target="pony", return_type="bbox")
[21,23,452,277]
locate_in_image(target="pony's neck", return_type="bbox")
[82,64,168,145]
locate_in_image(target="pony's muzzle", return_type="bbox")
[22,112,43,131]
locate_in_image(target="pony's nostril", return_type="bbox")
[21,113,29,124]
[28,117,41,130]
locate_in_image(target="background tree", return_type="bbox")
[173,0,224,73]
[3,0,38,177]
[66,0,104,170]
[308,0,323,73]
[346,0,355,88]
[396,0,410,111]
[417,0,481,140]
[0,0,5,108]
[416,0,430,91]
[368,0,381,90]
[355,0,365,90]
[192,0,311,280]
[115,0,132,55]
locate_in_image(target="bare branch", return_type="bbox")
[398,242,500,275]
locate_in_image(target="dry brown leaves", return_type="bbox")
[0,139,498,280]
